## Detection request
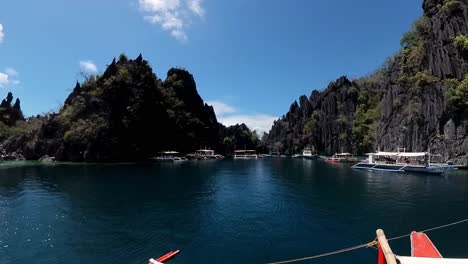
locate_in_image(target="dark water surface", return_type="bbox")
[1,159,468,264]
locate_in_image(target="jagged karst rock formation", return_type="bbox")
[265,0,468,164]
[1,54,259,161]
[0,92,24,127]
[424,0,468,79]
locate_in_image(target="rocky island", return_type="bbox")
[0,55,260,162]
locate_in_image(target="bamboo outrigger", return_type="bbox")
[148,250,180,264]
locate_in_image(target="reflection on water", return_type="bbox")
[0,160,467,263]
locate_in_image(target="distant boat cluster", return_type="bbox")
[152,146,463,175]
[154,149,224,162]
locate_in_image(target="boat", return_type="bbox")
[302,147,318,159]
[352,151,458,174]
[155,151,187,162]
[376,229,468,264]
[186,149,224,160]
[233,150,259,159]
[324,152,358,163]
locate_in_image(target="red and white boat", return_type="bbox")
[377,229,468,264]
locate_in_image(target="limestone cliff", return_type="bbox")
[265,0,468,164]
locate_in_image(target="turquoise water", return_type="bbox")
[0,159,467,264]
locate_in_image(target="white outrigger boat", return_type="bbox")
[155,151,187,162]
[302,147,318,159]
[186,149,224,160]
[233,150,259,159]
[352,151,458,174]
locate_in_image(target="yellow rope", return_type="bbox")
[267,218,468,264]
[266,239,377,264]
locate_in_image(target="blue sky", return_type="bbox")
[0,0,423,133]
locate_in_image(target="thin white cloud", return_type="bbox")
[188,0,205,17]
[218,114,277,135]
[0,69,20,88]
[5,68,18,76]
[0,23,4,43]
[0,72,9,87]
[79,61,98,74]
[138,0,205,42]
[207,101,236,116]
[207,99,276,134]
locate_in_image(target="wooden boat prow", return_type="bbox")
[377,229,468,264]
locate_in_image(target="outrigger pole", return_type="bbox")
[148,250,180,264]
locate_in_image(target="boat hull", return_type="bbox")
[303,154,318,160]
[325,158,358,163]
[233,155,259,160]
[352,163,453,174]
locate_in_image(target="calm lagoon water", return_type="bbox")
[1,159,468,264]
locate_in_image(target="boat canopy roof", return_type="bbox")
[399,152,428,157]
[235,150,256,153]
[196,149,214,152]
[160,151,179,154]
[372,151,427,157]
[335,153,352,156]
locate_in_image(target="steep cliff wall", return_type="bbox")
[265,0,468,164]
[376,0,468,162]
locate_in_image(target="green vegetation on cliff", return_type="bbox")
[352,89,381,154]
[442,0,462,13]
[446,75,468,112]
[0,92,25,141]
[454,35,468,51]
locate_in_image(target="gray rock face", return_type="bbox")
[424,0,468,79]
[1,152,25,161]
[376,0,468,161]
[38,155,55,162]
[265,77,360,155]
[266,0,468,162]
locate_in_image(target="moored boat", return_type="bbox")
[352,151,458,174]
[186,149,224,160]
[302,147,318,159]
[233,150,259,159]
[155,151,187,162]
[324,152,358,163]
